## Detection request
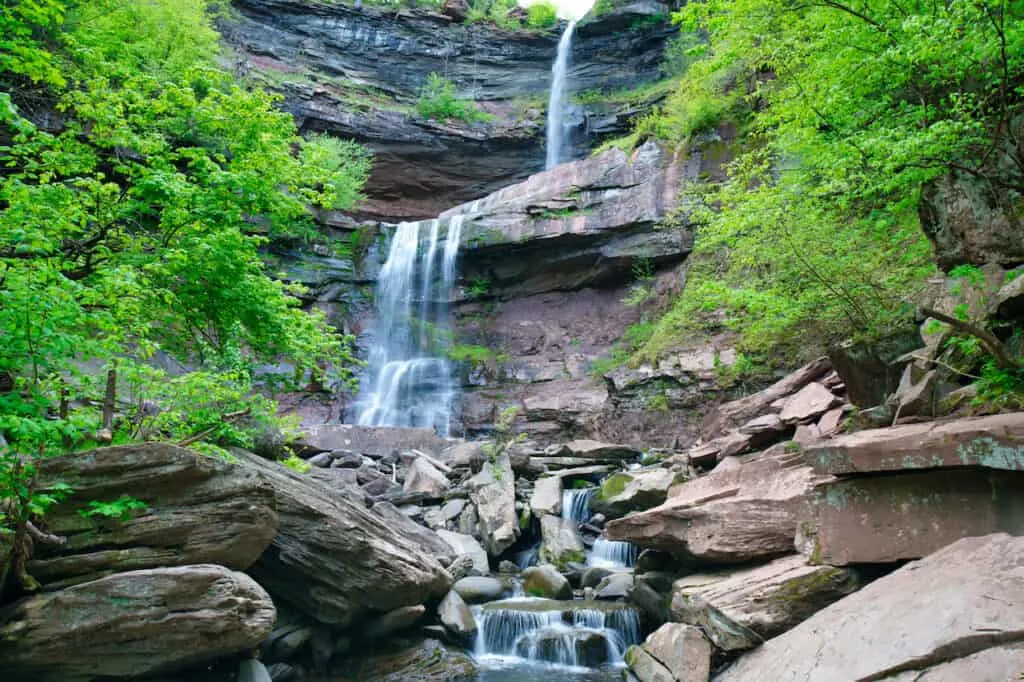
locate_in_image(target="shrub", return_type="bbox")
[526,2,558,28]
[416,73,492,123]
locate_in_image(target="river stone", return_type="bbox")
[0,565,275,681]
[717,533,1024,682]
[779,382,841,423]
[467,453,519,557]
[237,450,451,627]
[29,443,277,586]
[670,555,860,650]
[438,589,478,641]
[595,571,634,600]
[334,638,477,682]
[364,605,426,639]
[403,456,451,497]
[530,475,563,516]
[625,645,675,682]
[522,564,573,600]
[801,412,1024,475]
[591,469,674,519]
[538,514,586,568]
[637,623,712,682]
[798,468,1024,565]
[606,447,828,564]
[452,576,505,603]
[436,529,489,575]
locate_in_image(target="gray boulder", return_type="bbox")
[522,564,572,600]
[467,453,519,557]
[438,589,477,641]
[452,576,505,603]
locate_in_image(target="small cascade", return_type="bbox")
[545,19,579,169]
[587,538,638,568]
[475,600,641,668]
[351,216,464,436]
[561,488,593,525]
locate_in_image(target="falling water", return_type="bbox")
[545,19,578,169]
[351,216,464,436]
[562,488,594,525]
[587,538,638,568]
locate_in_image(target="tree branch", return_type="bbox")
[921,306,1023,371]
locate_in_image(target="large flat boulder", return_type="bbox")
[670,555,860,651]
[717,534,1024,682]
[238,451,451,627]
[467,453,519,557]
[802,412,1024,475]
[606,448,828,564]
[299,424,448,457]
[30,444,277,586]
[591,469,674,519]
[0,565,275,681]
[798,468,1024,565]
[628,623,712,682]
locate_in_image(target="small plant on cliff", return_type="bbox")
[417,73,493,123]
[78,495,148,522]
[481,406,525,478]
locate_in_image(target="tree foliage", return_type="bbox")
[635,0,1024,363]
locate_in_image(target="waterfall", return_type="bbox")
[587,538,638,568]
[545,19,578,169]
[351,216,463,436]
[475,600,641,667]
[561,488,593,525]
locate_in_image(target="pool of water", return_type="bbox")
[472,657,623,681]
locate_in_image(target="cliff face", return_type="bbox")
[221,0,677,220]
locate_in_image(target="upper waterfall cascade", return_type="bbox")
[545,19,578,170]
[350,216,464,436]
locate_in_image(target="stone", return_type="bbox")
[307,452,333,467]
[372,501,456,564]
[538,514,586,568]
[892,367,937,417]
[883,643,1024,681]
[801,412,1024,475]
[717,534,1024,682]
[0,565,275,681]
[436,530,489,575]
[27,444,277,586]
[595,571,634,600]
[364,605,426,639]
[639,624,712,682]
[561,439,641,460]
[498,560,519,574]
[739,413,788,445]
[793,424,821,445]
[827,331,923,407]
[779,382,841,423]
[403,456,451,497]
[581,566,617,588]
[815,407,845,437]
[522,564,573,600]
[452,576,505,603]
[670,555,860,651]
[424,498,466,529]
[334,639,476,682]
[625,645,675,682]
[237,451,451,627]
[297,424,449,458]
[438,589,478,642]
[467,453,519,557]
[441,441,484,468]
[996,272,1024,319]
[530,475,563,516]
[590,469,674,519]
[606,447,826,565]
[798,468,1024,565]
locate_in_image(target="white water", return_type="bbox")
[545,19,578,169]
[562,488,593,525]
[587,538,638,568]
[351,216,463,436]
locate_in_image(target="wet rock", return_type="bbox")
[798,468,1024,565]
[530,475,563,516]
[670,555,860,650]
[436,530,489,575]
[779,382,841,423]
[237,451,451,627]
[522,564,573,600]
[591,469,674,519]
[403,456,451,497]
[365,605,426,639]
[517,629,610,667]
[452,576,505,603]
[717,534,1024,681]
[0,565,275,681]
[801,412,1024,475]
[595,571,634,600]
[438,589,477,642]
[334,638,477,682]
[538,514,586,568]
[30,443,277,586]
[632,624,712,682]
[467,453,519,557]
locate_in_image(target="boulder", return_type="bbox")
[670,555,860,651]
[522,564,573,600]
[797,468,1024,565]
[237,451,451,627]
[538,514,586,568]
[424,498,466,530]
[738,413,788,445]
[625,645,675,682]
[29,443,277,586]
[364,605,426,639]
[435,530,489,575]
[779,383,841,424]
[827,331,922,407]
[402,456,451,497]
[334,638,476,682]
[996,272,1024,320]
[890,366,937,417]
[801,412,1024,475]
[372,502,456,564]
[467,453,519,557]
[883,643,1024,681]
[633,624,712,682]
[815,408,845,437]
[441,441,484,469]
[452,576,505,603]
[530,475,563,516]
[595,571,634,600]
[717,534,1024,682]
[438,590,477,641]
[591,469,674,519]
[0,565,275,681]
[550,439,641,461]
[298,424,448,458]
[606,448,827,564]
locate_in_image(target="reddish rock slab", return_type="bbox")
[802,412,1024,475]
[797,468,1024,565]
[779,382,841,424]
